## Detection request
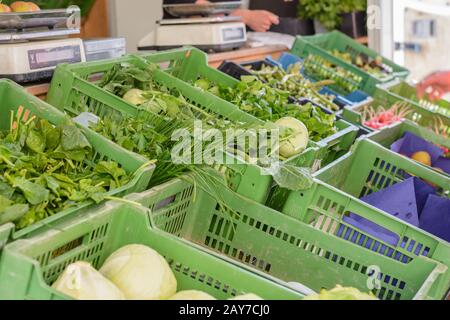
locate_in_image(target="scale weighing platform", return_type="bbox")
[139,1,247,52]
[0,7,86,83]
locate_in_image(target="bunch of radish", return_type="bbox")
[363,102,412,130]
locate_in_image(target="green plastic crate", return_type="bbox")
[0,200,304,300]
[379,79,450,118]
[291,31,410,95]
[269,138,450,298]
[366,120,449,176]
[140,47,359,166]
[341,90,450,135]
[124,177,449,300]
[0,79,154,246]
[46,54,324,204]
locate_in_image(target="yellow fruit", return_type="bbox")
[411,151,431,167]
[0,4,11,12]
[11,1,40,12]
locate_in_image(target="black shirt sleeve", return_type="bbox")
[249,0,300,18]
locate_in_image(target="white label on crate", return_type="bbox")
[73,112,100,128]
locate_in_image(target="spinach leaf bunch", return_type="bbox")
[0,115,130,229]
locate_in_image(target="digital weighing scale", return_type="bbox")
[138,1,247,52]
[0,6,86,83]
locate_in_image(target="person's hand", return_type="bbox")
[417,71,450,101]
[233,9,279,32]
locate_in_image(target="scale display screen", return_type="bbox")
[28,45,82,70]
[222,27,245,42]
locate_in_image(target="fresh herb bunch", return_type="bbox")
[330,50,392,80]
[0,112,130,229]
[298,0,367,30]
[252,62,339,111]
[195,76,337,142]
[89,112,188,188]
[303,54,362,95]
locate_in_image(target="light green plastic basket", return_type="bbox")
[0,199,303,300]
[290,31,410,95]
[341,89,450,135]
[0,79,154,247]
[113,178,450,300]
[365,120,449,176]
[379,79,450,118]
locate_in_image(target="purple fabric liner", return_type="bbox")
[360,177,436,225]
[434,157,450,174]
[336,177,445,260]
[391,132,443,161]
[419,195,450,242]
[391,131,450,174]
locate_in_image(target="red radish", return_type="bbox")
[362,102,413,130]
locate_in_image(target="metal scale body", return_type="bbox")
[0,6,85,83]
[138,1,247,52]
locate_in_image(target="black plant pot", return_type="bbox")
[339,11,367,39]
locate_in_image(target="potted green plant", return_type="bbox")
[298,0,367,37]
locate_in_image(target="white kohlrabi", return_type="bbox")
[100,244,177,300]
[276,117,309,159]
[52,262,125,300]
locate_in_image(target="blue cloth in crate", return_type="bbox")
[336,177,443,261]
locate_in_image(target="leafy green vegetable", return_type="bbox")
[9,176,50,206]
[195,76,337,142]
[252,62,339,111]
[0,115,130,230]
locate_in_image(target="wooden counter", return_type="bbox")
[26,83,50,99]
[208,44,288,68]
